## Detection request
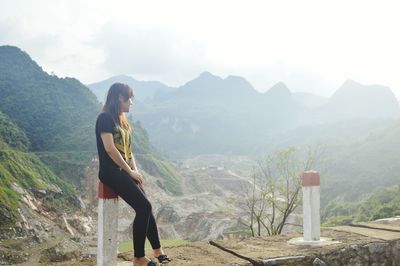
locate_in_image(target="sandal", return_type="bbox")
[156,254,172,264]
[133,259,158,266]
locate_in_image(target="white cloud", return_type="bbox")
[0,0,399,97]
[94,22,208,85]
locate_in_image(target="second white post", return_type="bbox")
[302,170,320,241]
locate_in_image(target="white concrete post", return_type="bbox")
[97,182,119,266]
[302,170,320,241]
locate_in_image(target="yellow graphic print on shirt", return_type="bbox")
[113,125,132,167]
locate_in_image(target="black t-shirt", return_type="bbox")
[95,112,133,180]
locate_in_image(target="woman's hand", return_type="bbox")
[129,169,144,187]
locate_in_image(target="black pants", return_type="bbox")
[100,169,161,257]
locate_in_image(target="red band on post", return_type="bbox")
[98,182,118,199]
[302,171,320,186]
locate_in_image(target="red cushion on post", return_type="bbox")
[302,171,320,187]
[98,182,118,199]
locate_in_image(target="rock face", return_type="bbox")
[39,240,81,263]
[174,211,235,241]
[156,205,181,224]
[0,183,86,241]
[0,185,95,265]
[80,155,247,243]
[0,154,272,264]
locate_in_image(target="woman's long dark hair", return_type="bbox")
[102,82,134,132]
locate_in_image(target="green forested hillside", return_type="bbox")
[0,112,79,227]
[319,119,400,224]
[0,46,181,193]
[0,45,182,230]
[0,111,30,151]
[321,120,400,202]
[322,184,400,225]
[0,45,100,152]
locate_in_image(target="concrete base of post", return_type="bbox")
[288,236,340,246]
[97,182,119,266]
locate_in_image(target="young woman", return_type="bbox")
[95,83,172,266]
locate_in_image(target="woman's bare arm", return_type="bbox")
[101,133,144,185]
[131,155,139,172]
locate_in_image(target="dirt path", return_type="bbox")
[114,226,393,266]
[12,224,400,266]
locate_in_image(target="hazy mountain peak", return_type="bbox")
[225,74,245,80]
[224,75,256,92]
[338,79,373,94]
[265,81,292,98]
[197,71,222,81]
[111,74,134,81]
[335,79,393,97]
[342,79,360,87]
[94,74,138,85]
[326,79,400,120]
[180,71,223,89]
[224,74,250,84]
[270,81,290,91]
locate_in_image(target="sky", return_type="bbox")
[0,0,399,98]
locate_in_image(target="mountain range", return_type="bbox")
[88,72,400,156]
[87,71,400,222]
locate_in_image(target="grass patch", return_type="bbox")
[0,149,79,228]
[34,150,95,188]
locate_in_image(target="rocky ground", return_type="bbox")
[1,155,256,265]
[101,155,253,243]
[9,218,400,265]
[3,149,400,266]
[0,180,97,265]
[113,218,400,265]
[3,154,400,265]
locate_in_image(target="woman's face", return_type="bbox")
[119,95,133,113]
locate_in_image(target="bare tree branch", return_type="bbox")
[237,146,324,237]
